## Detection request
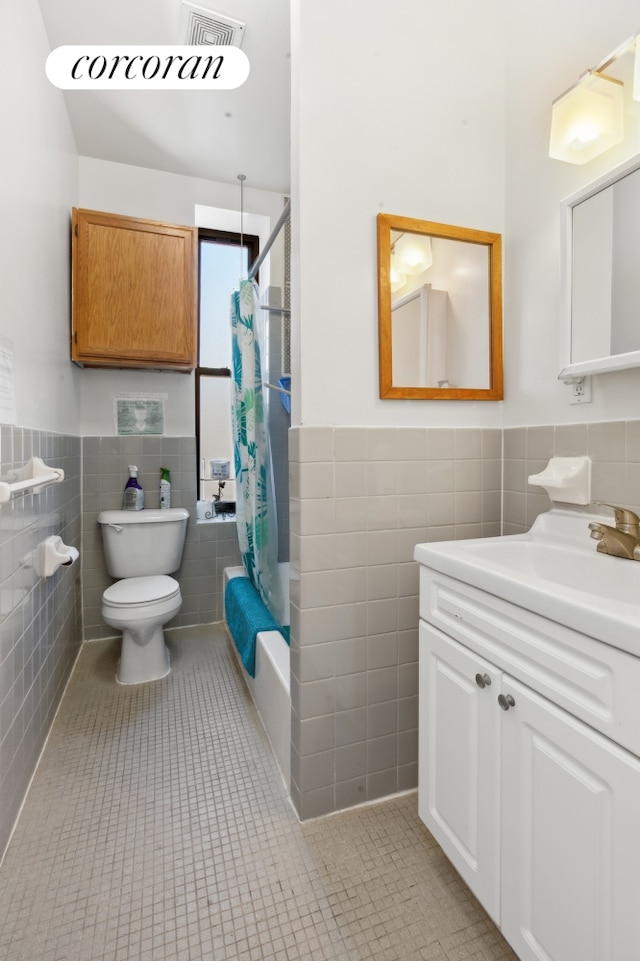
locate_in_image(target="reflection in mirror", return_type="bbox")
[377,214,503,399]
[561,155,640,379]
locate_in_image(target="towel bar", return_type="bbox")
[0,457,65,504]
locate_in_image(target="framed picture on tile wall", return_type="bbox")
[115,394,166,435]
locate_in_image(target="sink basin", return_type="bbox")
[446,538,640,602]
[414,508,640,655]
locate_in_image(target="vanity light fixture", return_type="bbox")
[549,70,624,165]
[389,256,406,292]
[394,233,433,275]
[633,36,640,101]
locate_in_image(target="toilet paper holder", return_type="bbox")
[24,535,80,578]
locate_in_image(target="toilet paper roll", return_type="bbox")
[40,536,80,577]
[61,546,80,567]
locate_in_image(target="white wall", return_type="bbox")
[1,0,80,435]
[504,0,640,427]
[291,0,506,427]
[292,0,640,431]
[11,0,640,440]
[77,157,287,435]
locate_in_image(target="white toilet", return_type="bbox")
[97,507,189,684]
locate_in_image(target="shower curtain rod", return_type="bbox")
[248,198,291,280]
[264,381,291,396]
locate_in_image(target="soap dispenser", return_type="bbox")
[123,465,144,511]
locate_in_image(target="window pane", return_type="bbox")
[199,241,248,367]
[199,375,235,502]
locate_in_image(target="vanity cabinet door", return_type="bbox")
[71,208,197,370]
[501,676,640,961]
[418,623,501,921]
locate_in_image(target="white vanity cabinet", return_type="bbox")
[419,623,502,919]
[501,675,640,961]
[417,565,640,961]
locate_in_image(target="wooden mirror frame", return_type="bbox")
[377,213,503,400]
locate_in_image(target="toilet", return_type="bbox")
[97,507,189,684]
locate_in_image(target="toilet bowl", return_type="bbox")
[102,575,182,684]
[97,508,189,684]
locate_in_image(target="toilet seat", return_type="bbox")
[103,575,180,608]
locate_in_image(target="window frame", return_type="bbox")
[196,227,259,499]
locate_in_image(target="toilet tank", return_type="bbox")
[98,508,189,579]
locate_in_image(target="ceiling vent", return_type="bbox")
[179,2,246,47]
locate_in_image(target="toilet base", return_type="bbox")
[116,624,171,685]
[101,577,182,685]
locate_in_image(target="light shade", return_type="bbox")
[390,256,406,291]
[394,234,433,275]
[549,71,624,165]
[633,38,640,101]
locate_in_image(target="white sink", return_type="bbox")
[414,508,640,655]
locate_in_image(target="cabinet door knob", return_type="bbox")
[498,693,516,711]
[475,673,492,689]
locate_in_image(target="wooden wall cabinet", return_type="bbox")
[71,208,197,370]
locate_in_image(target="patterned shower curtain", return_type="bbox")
[230,279,285,625]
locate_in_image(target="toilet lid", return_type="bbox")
[103,575,180,607]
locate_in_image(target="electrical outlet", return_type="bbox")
[569,376,592,405]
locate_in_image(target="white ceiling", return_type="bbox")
[36,0,291,193]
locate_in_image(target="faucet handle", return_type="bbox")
[594,503,640,534]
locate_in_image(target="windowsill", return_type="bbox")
[196,513,236,525]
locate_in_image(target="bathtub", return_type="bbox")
[223,564,290,785]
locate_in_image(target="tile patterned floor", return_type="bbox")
[0,625,519,961]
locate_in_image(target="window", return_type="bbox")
[197,228,259,506]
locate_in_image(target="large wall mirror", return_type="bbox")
[377,213,503,400]
[560,153,640,380]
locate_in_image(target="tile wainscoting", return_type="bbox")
[0,426,82,858]
[503,420,640,532]
[289,419,640,820]
[288,425,502,820]
[4,418,640,854]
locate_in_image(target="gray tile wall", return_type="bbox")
[82,436,241,640]
[288,425,502,820]
[503,420,640,533]
[0,426,82,858]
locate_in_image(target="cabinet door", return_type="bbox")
[418,622,502,921]
[72,208,197,369]
[501,676,640,961]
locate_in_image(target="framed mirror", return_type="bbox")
[377,213,503,400]
[559,153,640,380]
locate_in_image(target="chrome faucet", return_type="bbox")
[588,503,640,560]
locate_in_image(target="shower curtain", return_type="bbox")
[230,278,285,625]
